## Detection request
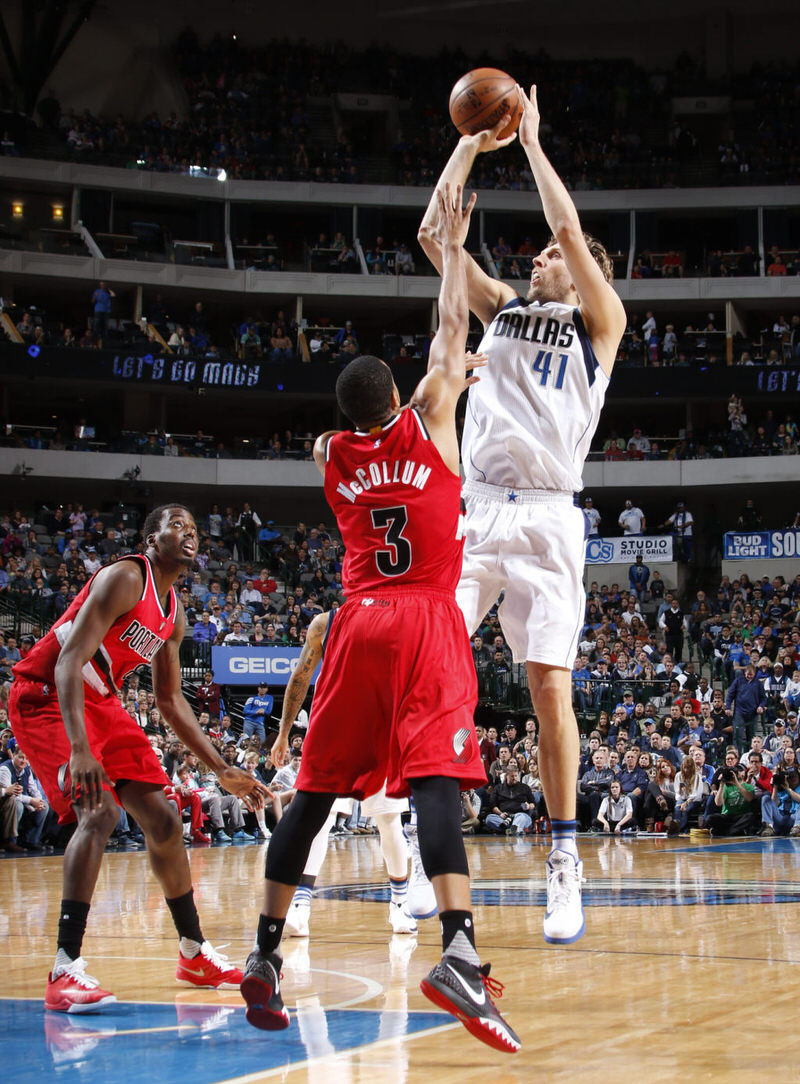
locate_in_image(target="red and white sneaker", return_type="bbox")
[420,955,521,1054]
[45,957,117,1014]
[176,941,243,989]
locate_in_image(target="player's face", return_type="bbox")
[153,508,198,565]
[527,244,573,304]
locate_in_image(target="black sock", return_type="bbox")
[257,914,285,956]
[439,909,480,966]
[57,899,90,960]
[165,888,204,944]
[297,874,317,889]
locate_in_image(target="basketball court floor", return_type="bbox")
[4,832,799,1083]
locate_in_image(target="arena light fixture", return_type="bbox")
[52,204,64,222]
[11,200,23,218]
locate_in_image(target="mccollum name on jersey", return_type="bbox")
[492,309,576,349]
[335,457,432,504]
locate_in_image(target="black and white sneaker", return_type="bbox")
[240,951,290,1031]
[420,954,521,1053]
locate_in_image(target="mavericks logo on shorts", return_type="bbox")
[451,727,473,765]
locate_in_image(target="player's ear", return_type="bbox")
[391,383,401,411]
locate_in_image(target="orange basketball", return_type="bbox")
[448,67,521,140]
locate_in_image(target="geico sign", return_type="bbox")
[228,657,297,675]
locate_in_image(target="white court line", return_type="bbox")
[209,1021,461,1084]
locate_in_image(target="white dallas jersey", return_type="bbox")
[462,298,609,492]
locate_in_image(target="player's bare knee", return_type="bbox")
[77,793,119,838]
[144,805,183,848]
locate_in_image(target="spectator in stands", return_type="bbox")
[395,243,415,275]
[660,500,694,562]
[628,555,650,600]
[726,664,767,749]
[91,281,115,343]
[618,499,646,535]
[627,428,651,458]
[737,497,762,530]
[0,748,48,850]
[243,682,273,744]
[16,312,35,341]
[269,325,293,362]
[583,497,601,535]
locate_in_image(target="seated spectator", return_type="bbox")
[706,763,756,836]
[0,748,48,850]
[594,779,635,834]
[484,763,535,835]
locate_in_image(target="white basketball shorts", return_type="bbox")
[458,481,586,669]
[361,781,409,817]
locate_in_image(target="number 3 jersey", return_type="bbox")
[324,407,464,595]
[463,297,609,493]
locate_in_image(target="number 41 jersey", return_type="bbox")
[324,408,464,595]
[463,298,610,493]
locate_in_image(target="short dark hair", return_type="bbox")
[143,503,193,543]
[335,355,393,428]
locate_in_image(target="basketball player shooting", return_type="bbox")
[418,84,626,944]
[241,183,520,1054]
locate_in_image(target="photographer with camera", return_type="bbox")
[706,762,755,837]
[759,765,800,837]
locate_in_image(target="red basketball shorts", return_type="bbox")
[9,676,170,823]
[296,589,484,800]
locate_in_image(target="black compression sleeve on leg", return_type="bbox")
[264,791,336,885]
[410,777,469,879]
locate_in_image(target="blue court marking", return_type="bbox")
[317,868,800,909]
[2,999,449,1084]
[671,838,800,855]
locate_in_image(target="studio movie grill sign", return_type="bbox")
[585,536,672,563]
[112,355,261,386]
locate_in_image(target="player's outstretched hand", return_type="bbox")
[464,115,518,154]
[218,765,271,811]
[516,84,540,147]
[436,181,476,247]
[464,351,488,389]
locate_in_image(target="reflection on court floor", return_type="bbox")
[4,997,452,1083]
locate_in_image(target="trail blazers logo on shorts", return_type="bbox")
[451,727,472,764]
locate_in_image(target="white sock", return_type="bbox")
[180,936,202,958]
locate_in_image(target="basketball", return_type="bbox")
[448,67,521,139]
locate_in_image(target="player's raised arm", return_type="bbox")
[270,611,327,767]
[411,182,475,475]
[515,84,626,375]
[418,123,517,326]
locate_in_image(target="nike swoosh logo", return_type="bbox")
[181,966,209,977]
[446,963,485,1006]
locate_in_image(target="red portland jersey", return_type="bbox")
[324,408,464,595]
[14,554,178,696]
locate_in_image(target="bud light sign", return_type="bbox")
[723,530,800,560]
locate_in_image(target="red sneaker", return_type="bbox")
[176,941,243,989]
[45,957,117,1014]
[192,830,211,844]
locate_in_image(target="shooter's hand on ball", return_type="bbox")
[461,115,517,155]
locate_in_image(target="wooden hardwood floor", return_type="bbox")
[4,832,800,1083]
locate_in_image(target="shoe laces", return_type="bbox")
[479,963,505,1000]
[200,942,232,970]
[57,957,101,989]
[547,863,581,908]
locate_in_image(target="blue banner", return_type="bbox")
[211,645,322,686]
[723,530,800,560]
